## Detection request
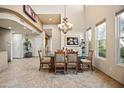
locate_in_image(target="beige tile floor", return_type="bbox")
[0,58,123,88]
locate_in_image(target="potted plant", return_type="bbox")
[23,36,32,58]
[79,39,86,58]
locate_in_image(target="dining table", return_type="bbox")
[45,53,83,72]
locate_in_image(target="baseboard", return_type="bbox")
[94,67,124,87]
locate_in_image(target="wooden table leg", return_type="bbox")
[77,61,82,72]
[49,57,54,72]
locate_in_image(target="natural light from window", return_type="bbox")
[117,12,124,64]
[96,22,107,59]
[85,29,92,55]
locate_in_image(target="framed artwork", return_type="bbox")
[65,35,80,46]
[23,5,37,22]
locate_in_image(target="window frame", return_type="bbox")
[116,11,124,66]
[85,28,92,55]
[95,21,107,60]
[85,28,92,42]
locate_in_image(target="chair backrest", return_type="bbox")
[66,49,75,54]
[67,51,78,62]
[55,51,65,62]
[57,49,63,52]
[87,50,94,61]
[38,50,43,61]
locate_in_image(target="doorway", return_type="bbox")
[12,34,23,58]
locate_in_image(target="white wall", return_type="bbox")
[34,36,42,56]
[84,5,124,84]
[33,5,85,33]
[12,34,23,58]
[43,25,61,54]
[41,31,46,56]
[0,27,11,61]
[0,51,8,71]
[47,36,52,53]
[0,12,39,34]
[27,34,42,56]
[34,5,85,54]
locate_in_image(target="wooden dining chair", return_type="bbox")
[38,50,51,71]
[81,50,94,71]
[67,51,78,74]
[54,51,66,74]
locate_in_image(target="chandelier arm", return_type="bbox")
[58,5,72,34]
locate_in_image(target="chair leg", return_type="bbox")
[41,64,43,69]
[67,64,68,74]
[39,63,41,71]
[81,62,84,72]
[88,64,90,68]
[64,66,66,74]
[48,64,50,71]
[54,66,56,74]
[39,67,41,71]
[91,64,93,71]
[75,64,78,74]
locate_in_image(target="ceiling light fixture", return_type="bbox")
[8,26,12,29]
[58,5,72,34]
[24,27,26,29]
[49,18,52,21]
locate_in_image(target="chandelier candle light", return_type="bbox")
[58,5,72,34]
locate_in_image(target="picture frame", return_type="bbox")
[65,35,80,47]
[23,5,37,22]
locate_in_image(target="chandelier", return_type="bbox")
[58,5,72,34]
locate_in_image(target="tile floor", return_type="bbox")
[0,58,123,88]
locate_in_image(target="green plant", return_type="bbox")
[99,48,106,58]
[120,47,124,63]
[120,47,124,58]
[23,36,32,53]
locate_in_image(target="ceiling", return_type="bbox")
[38,14,61,24]
[0,19,39,35]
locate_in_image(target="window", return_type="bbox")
[96,22,107,58]
[117,11,124,64]
[85,28,92,55]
